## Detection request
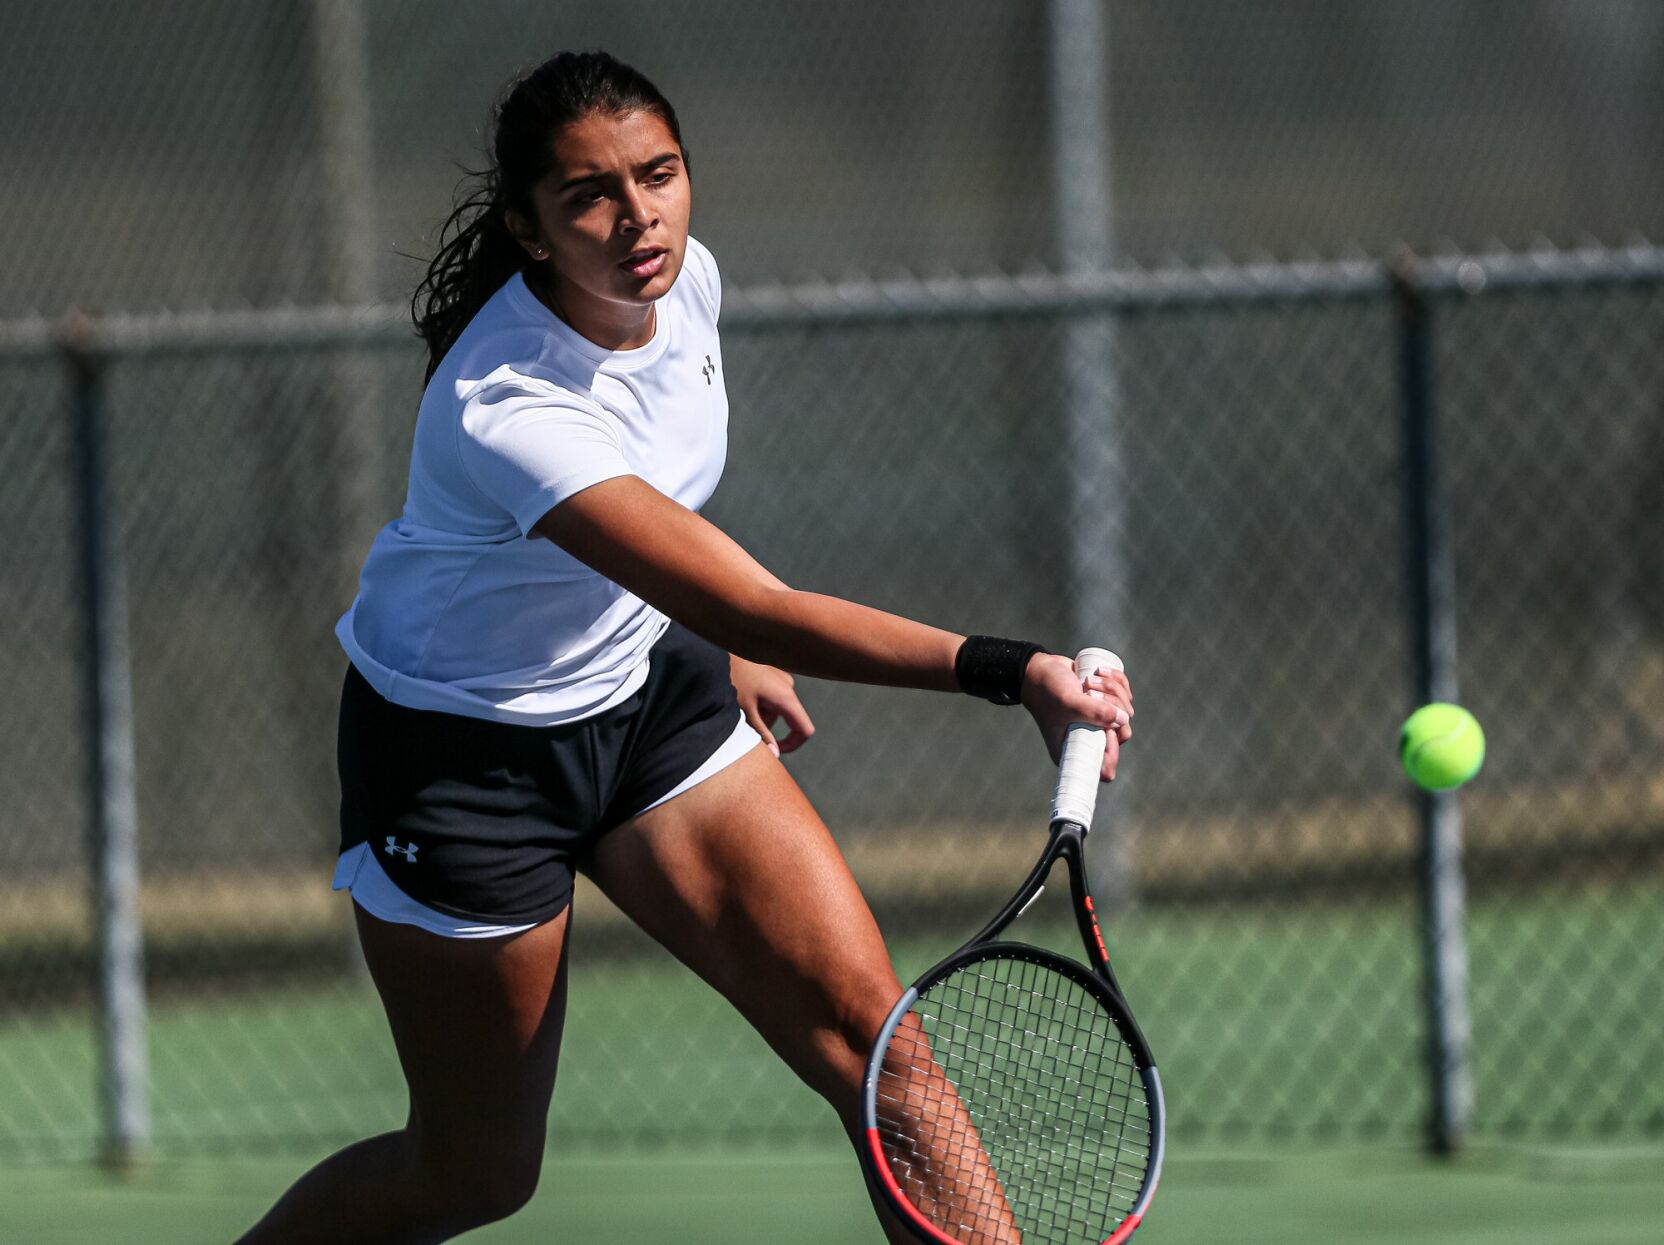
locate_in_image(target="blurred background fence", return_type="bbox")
[1,0,1662,1169]
[2,247,1661,1164]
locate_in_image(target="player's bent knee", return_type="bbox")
[410,1132,545,1228]
[841,967,906,1049]
[803,969,906,1103]
[435,1159,543,1230]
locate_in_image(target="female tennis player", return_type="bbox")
[237,50,1132,1244]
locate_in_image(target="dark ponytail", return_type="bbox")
[412,51,690,384]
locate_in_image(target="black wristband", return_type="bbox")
[955,635,1048,706]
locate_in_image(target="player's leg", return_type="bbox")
[235,903,570,1245]
[590,746,892,1119]
[586,745,1003,1242]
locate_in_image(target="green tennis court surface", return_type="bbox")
[3,1141,1659,1243]
[2,886,1658,1243]
[4,886,1658,1158]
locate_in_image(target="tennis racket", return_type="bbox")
[859,648,1165,1245]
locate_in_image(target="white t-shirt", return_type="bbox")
[335,236,729,724]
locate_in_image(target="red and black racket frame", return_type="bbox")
[859,817,1167,1245]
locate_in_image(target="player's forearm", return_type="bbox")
[706,587,965,692]
[534,480,965,689]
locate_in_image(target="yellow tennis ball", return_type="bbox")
[1399,703,1486,791]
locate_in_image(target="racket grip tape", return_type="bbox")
[1049,647,1122,829]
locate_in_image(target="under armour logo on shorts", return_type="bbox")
[384,836,418,863]
[702,355,715,384]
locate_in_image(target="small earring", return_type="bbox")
[530,247,547,260]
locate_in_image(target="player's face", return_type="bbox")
[518,109,690,314]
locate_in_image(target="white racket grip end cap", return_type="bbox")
[1049,648,1123,830]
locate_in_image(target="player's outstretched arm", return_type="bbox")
[536,475,961,688]
[535,474,1132,772]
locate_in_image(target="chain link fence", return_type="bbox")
[1,245,1660,1161]
[8,1,1664,318]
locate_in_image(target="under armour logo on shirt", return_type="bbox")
[702,355,715,384]
[384,836,418,863]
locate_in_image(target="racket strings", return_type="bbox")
[875,956,1152,1245]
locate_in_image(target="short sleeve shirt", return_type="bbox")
[335,236,728,724]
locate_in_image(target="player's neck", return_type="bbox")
[531,271,657,352]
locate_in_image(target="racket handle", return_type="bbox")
[1050,647,1123,830]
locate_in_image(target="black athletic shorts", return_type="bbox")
[337,620,749,926]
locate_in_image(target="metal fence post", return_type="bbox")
[310,0,383,597]
[1392,253,1474,1153]
[64,313,151,1167]
[1047,0,1135,904]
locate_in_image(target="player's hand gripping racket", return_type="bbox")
[859,649,1165,1245]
